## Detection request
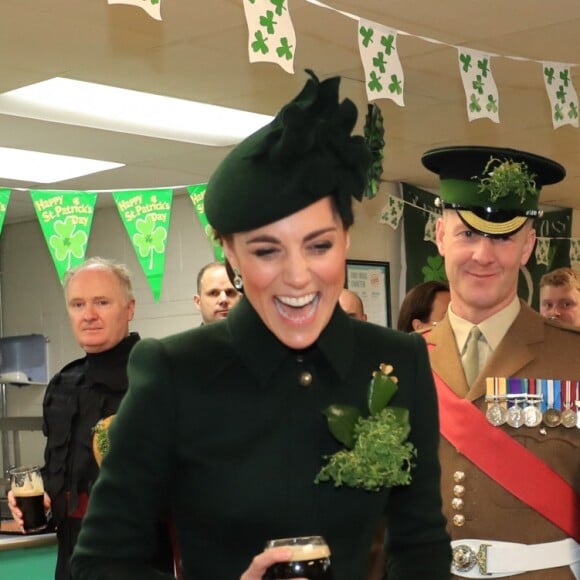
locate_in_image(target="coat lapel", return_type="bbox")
[423,319,469,397]
[424,303,545,401]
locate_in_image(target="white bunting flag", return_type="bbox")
[542,62,579,129]
[108,0,161,21]
[380,194,404,229]
[535,238,550,266]
[243,0,296,74]
[570,239,580,264]
[358,19,404,106]
[458,48,499,123]
[424,213,438,243]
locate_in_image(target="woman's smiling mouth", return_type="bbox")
[274,293,319,322]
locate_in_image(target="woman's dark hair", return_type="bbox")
[397,281,449,332]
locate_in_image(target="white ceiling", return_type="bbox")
[2,0,579,224]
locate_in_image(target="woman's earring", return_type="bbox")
[233,269,243,291]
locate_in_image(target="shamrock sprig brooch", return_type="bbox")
[476,157,538,204]
[315,364,416,492]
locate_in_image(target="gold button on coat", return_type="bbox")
[452,514,465,527]
[453,471,466,483]
[451,498,464,511]
[453,485,465,497]
[299,372,313,387]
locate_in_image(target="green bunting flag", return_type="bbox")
[187,184,225,263]
[113,189,173,303]
[30,190,97,284]
[0,189,11,237]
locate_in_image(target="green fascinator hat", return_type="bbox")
[422,145,565,237]
[205,70,371,234]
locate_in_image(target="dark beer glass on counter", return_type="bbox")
[9,465,48,533]
[262,535,332,580]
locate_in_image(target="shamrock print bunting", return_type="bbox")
[458,48,499,123]
[380,194,404,229]
[423,213,438,243]
[358,19,404,105]
[243,0,296,73]
[542,62,579,129]
[534,238,550,267]
[571,240,580,265]
[107,0,161,21]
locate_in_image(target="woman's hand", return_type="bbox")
[240,546,305,580]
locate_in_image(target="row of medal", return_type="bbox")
[485,377,580,429]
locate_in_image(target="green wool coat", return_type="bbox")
[72,298,451,580]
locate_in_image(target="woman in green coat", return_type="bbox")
[71,71,451,580]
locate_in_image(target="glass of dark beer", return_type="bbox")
[262,535,333,580]
[9,465,48,533]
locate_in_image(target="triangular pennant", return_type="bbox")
[570,239,580,264]
[535,237,551,266]
[107,0,162,21]
[379,194,404,229]
[358,19,404,105]
[187,184,225,263]
[243,0,296,74]
[423,213,438,243]
[113,189,172,303]
[542,62,579,129]
[0,189,11,238]
[30,190,97,284]
[457,48,499,123]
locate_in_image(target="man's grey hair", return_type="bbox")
[63,257,134,303]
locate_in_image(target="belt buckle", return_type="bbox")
[452,543,491,575]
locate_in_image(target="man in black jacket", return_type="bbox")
[8,257,173,580]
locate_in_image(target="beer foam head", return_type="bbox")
[288,543,331,561]
[10,467,44,495]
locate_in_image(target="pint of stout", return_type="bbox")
[9,465,48,533]
[263,536,333,580]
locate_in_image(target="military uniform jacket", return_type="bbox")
[42,333,140,522]
[424,301,580,580]
[72,298,450,580]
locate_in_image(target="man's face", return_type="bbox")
[338,289,367,321]
[66,267,135,354]
[435,211,535,323]
[194,265,241,323]
[540,284,580,326]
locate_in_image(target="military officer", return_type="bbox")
[422,145,580,579]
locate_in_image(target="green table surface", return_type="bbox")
[0,532,57,579]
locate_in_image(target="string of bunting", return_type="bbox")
[380,192,580,266]
[111,0,579,129]
[0,185,219,302]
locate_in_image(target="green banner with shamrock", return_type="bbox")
[401,184,446,291]
[30,190,97,284]
[113,189,173,303]
[187,184,225,263]
[0,189,11,238]
[401,183,572,310]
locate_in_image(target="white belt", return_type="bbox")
[451,538,580,578]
